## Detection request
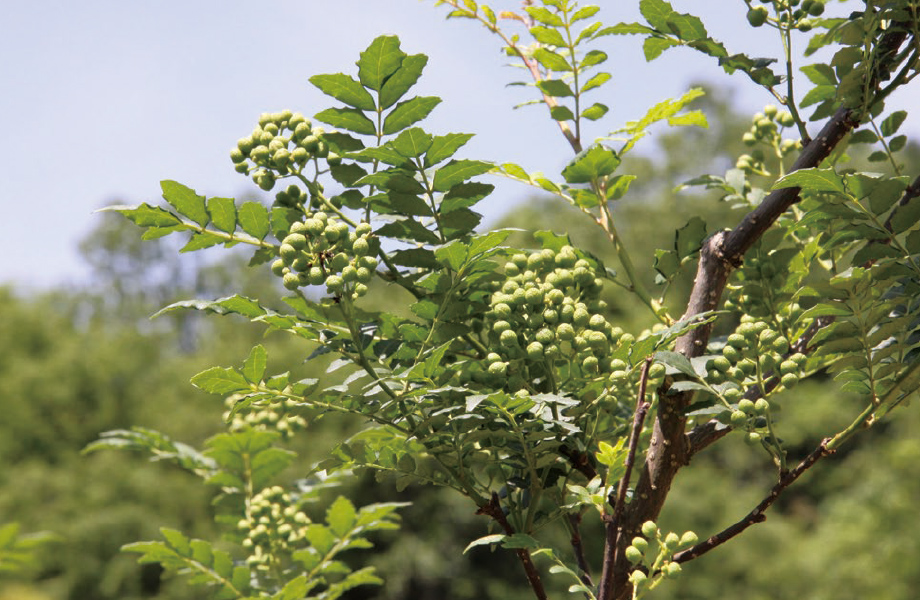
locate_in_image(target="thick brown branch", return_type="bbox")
[609,104,863,600]
[672,439,834,564]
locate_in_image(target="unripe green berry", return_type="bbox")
[271,258,286,276]
[779,359,798,375]
[280,243,298,262]
[745,431,762,445]
[283,233,307,250]
[648,363,666,380]
[486,352,502,364]
[356,267,372,283]
[488,361,508,376]
[727,333,748,349]
[723,387,743,403]
[641,521,658,538]
[325,275,344,293]
[754,398,770,415]
[738,358,757,376]
[772,335,789,354]
[679,531,698,548]
[730,410,748,427]
[556,323,575,341]
[526,341,544,361]
[723,345,741,363]
[625,545,643,564]
[352,237,370,256]
[308,267,325,285]
[781,372,799,389]
[583,355,599,372]
[629,570,647,585]
[494,320,511,334]
[500,329,518,348]
[738,399,756,415]
[283,272,301,290]
[664,532,681,550]
[665,561,682,578]
[573,308,590,327]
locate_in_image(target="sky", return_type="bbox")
[0,1,838,291]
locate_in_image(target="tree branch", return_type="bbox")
[672,439,833,564]
[477,492,548,600]
[598,358,653,600]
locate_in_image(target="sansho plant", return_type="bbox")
[87,1,920,599]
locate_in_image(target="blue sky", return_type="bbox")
[0,1,825,290]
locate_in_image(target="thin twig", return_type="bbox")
[568,513,594,589]
[672,439,833,564]
[477,492,548,600]
[598,357,653,600]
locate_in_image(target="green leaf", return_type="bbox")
[644,37,679,60]
[597,22,656,35]
[772,168,845,194]
[580,50,608,68]
[464,534,507,554]
[161,180,209,226]
[550,105,575,121]
[315,107,377,136]
[102,203,182,227]
[433,159,493,192]
[441,182,494,212]
[525,6,563,26]
[880,110,907,137]
[675,216,706,259]
[391,127,432,158]
[530,25,566,46]
[640,0,674,30]
[382,96,441,135]
[582,102,608,120]
[434,240,468,271]
[380,54,429,109]
[326,496,358,537]
[309,73,376,111]
[357,35,405,92]
[654,350,697,378]
[537,79,574,98]
[890,197,920,235]
[654,249,680,279]
[572,5,600,21]
[581,71,611,93]
[425,133,474,167]
[562,145,620,183]
[180,232,224,252]
[207,197,236,233]
[191,367,251,395]
[533,48,571,72]
[237,202,270,240]
[242,345,267,384]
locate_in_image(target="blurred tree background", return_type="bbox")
[1,85,918,600]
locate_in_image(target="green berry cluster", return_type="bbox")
[231,110,334,192]
[707,317,804,388]
[736,105,799,174]
[723,251,803,322]
[271,217,378,300]
[223,396,307,440]
[746,1,824,31]
[469,246,621,391]
[625,521,696,589]
[238,486,311,570]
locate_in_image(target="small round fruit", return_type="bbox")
[625,545,643,564]
[747,6,769,27]
[641,521,658,538]
[282,272,301,290]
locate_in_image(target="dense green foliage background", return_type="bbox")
[2,85,917,599]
